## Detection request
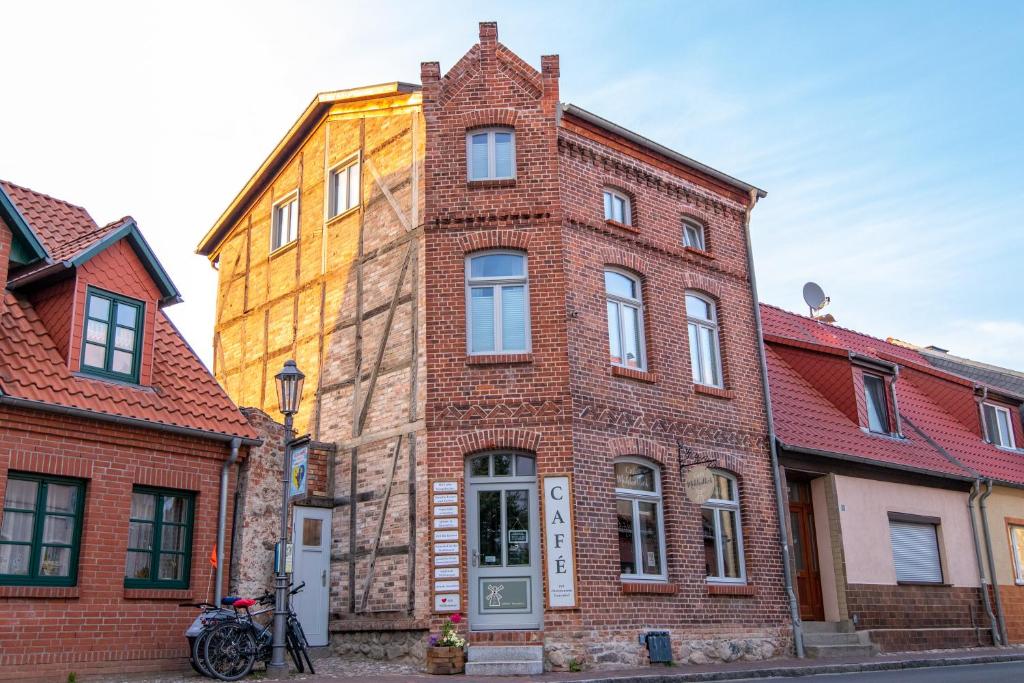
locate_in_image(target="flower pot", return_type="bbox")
[426,646,466,675]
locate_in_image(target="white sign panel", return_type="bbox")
[434,542,459,555]
[433,481,457,493]
[434,593,461,611]
[433,517,458,529]
[434,554,459,566]
[434,567,460,579]
[543,475,577,608]
[434,530,459,541]
[434,580,460,592]
[433,505,459,517]
[433,493,458,504]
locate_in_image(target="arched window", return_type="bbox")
[686,292,723,387]
[467,128,515,180]
[702,471,745,582]
[605,270,646,370]
[465,251,530,354]
[614,458,666,581]
[682,218,705,251]
[603,188,631,225]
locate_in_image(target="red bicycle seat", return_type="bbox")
[232,599,256,608]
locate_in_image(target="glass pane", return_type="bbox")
[686,294,712,321]
[116,303,137,328]
[43,515,74,544]
[997,409,1013,446]
[984,405,1000,443]
[1013,527,1024,580]
[699,326,720,386]
[128,521,153,550]
[791,511,805,571]
[470,253,524,279]
[515,455,535,476]
[615,462,655,492]
[39,546,70,577]
[603,191,613,220]
[613,196,626,223]
[470,133,489,180]
[865,376,889,433]
[4,479,38,510]
[46,483,78,513]
[711,474,734,501]
[637,501,662,575]
[348,163,360,210]
[500,285,526,351]
[330,170,343,215]
[126,551,151,579]
[131,492,156,521]
[1,511,34,542]
[112,350,134,375]
[83,342,106,368]
[0,543,31,575]
[86,320,108,344]
[478,491,502,566]
[114,326,135,351]
[163,496,187,524]
[159,553,183,581]
[684,223,704,250]
[616,498,635,574]
[702,507,718,577]
[720,509,742,578]
[494,132,513,177]
[607,301,622,364]
[161,524,186,552]
[88,295,110,320]
[505,490,530,566]
[469,287,495,353]
[470,455,490,477]
[688,323,702,383]
[493,453,512,476]
[622,305,642,368]
[604,271,637,300]
[302,518,322,547]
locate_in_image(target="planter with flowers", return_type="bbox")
[425,613,466,674]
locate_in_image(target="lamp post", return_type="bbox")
[270,359,304,673]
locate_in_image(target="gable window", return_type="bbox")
[889,518,942,584]
[467,128,515,181]
[683,218,706,250]
[864,374,891,433]
[615,459,666,581]
[703,471,745,582]
[603,189,631,225]
[466,251,529,354]
[329,159,360,218]
[605,270,645,370]
[0,473,85,586]
[1010,524,1024,585]
[125,487,194,589]
[686,293,723,387]
[983,403,1016,449]
[81,288,144,383]
[271,194,299,251]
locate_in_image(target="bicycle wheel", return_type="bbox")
[190,631,215,678]
[286,630,304,673]
[187,636,206,676]
[203,621,257,681]
[289,619,315,674]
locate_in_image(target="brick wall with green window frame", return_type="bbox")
[0,472,86,586]
[80,286,145,383]
[125,487,194,589]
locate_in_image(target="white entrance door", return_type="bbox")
[292,506,331,646]
[466,452,542,630]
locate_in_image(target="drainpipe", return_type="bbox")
[968,480,1001,645]
[979,479,1008,645]
[216,437,242,605]
[742,188,805,658]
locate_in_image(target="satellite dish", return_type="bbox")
[802,282,828,312]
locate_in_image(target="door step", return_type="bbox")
[466,645,544,676]
[802,621,879,659]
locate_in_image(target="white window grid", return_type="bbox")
[466,128,516,181]
[615,457,668,582]
[328,157,361,218]
[683,218,706,250]
[464,250,531,355]
[983,403,1017,449]
[605,269,646,371]
[687,292,724,388]
[703,471,747,583]
[271,192,299,251]
[603,188,632,225]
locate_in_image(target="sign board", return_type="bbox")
[542,475,578,609]
[435,580,460,592]
[433,493,458,504]
[434,530,459,541]
[683,464,716,504]
[435,593,461,611]
[433,481,457,493]
[434,567,460,579]
[433,517,458,529]
[289,443,309,498]
[430,480,464,613]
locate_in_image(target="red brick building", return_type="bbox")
[0,180,258,680]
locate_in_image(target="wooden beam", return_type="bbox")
[359,434,402,612]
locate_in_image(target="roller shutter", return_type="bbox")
[889,521,942,583]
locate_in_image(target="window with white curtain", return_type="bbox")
[615,459,666,581]
[983,403,1017,449]
[683,218,706,250]
[603,189,631,225]
[605,270,645,370]
[465,251,529,354]
[702,471,745,582]
[686,292,723,387]
[467,128,515,180]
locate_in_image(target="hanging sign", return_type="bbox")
[542,474,578,609]
[683,464,716,504]
[289,442,309,498]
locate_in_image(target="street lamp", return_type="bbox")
[270,359,304,673]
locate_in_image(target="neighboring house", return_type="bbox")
[762,304,1024,653]
[0,180,259,680]
[196,23,791,671]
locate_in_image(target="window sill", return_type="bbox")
[684,246,713,259]
[621,581,678,595]
[894,581,949,587]
[326,205,360,226]
[467,178,516,190]
[269,239,298,259]
[694,384,734,399]
[611,365,657,383]
[707,582,756,597]
[605,219,639,234]
[466,353,533,366]
[0,585,80,599]
[124,587,195,600]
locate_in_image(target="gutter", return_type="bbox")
[968,481,1001,645]
[980,480,1009,645]
[215,438,242,605]
[742,188,804,657]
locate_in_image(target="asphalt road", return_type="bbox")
[748,660,1024,682]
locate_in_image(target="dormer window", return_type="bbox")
[467,128,515,181]
[983,403,1016,449]
[863,374,891,434]
[81,288,143,383]
[603,189,631,225]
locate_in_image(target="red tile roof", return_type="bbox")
[0,180,98,256]
[762,304,1024,486]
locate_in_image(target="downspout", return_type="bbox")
[968,480,1001,645]
[979,479,1009,645]
[216,437,242,605]
[743,188,805,658]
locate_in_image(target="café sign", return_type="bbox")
[542,474,577,609]
[684,464,716,504]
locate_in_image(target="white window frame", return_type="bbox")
[686,292,724,388]
[614,457,668,582]
[271,192,299,252]
[863,373,892,434]
[466,128,516,181]
[983,403,1017,449]
[683,218,706,250]
[464,250,531,355]
[1010,524,1024,585]
[703,470,747,584]
[605,268,646,371]
[327,156,360,218]
[603,188,632,225]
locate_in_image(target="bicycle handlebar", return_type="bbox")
[290,581,306,595]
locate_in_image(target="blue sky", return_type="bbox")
[1,1,1022,367]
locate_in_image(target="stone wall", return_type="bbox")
[331,629,428,662]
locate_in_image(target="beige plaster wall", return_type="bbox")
[977,485,1024,586]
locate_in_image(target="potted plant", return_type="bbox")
[425,613,466,674]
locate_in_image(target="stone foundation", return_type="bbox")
[330,630,429,663]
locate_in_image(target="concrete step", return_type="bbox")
[464,661,545,676]
[803,620,855,634]
[467,645,544,662]
[805,643,879,659]
[804,632,865,646]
